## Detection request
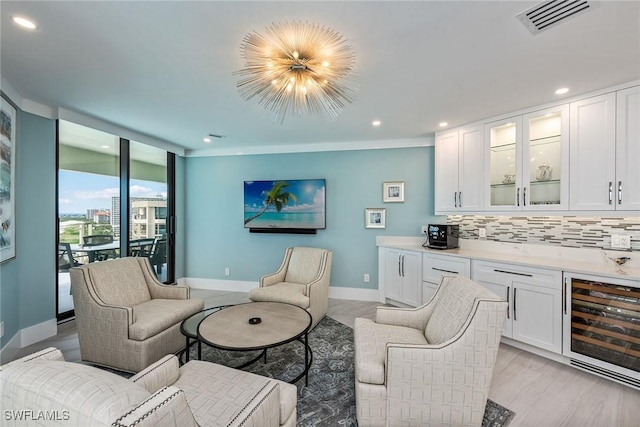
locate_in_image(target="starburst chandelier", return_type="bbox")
[235,21,357,124]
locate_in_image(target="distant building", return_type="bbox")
[131,200,167,239]
[90,210,111,224]
[111,197,167,239]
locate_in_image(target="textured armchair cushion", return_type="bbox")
[130,355,180,394]
[1,360,149,427]
[354,318,428,385]
[175,360,297,426]
[284,247,324,284]
[425,277,485,344]
[112,386,198,427]
[88,258,151,306]
[248,282,310,309]
[129,298,204,341]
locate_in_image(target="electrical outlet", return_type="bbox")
[224,267,230,276]
[611,234,632,249]
[478,228,487,238]
[364,273,370,283]
[421,225,429,234]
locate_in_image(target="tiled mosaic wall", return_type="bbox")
[447,215,640,251]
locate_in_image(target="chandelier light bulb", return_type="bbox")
[236,20,357,124]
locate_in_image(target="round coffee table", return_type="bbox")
[196,302,313,385]
[180,306,230,363]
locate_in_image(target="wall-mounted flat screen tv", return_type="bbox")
[244,179,326,233]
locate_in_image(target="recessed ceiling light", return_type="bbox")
[100,145,110,149]
[555,87,569,95]
[372,120,381,127]
[12,16,37,30]
[439,122,448,128]
[203,137,212,143]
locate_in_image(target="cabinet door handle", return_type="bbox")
[506,286,510,319]
[618,181,623,205]
[517,187,520,206]
[458,192,462,208]
[432,267,458,274]
[398,254,402,277]
[523,187,527,206]
[493,268,533,277]
[513,287,517,321]
[454,192,458,208]
[402,254,405,277]
[609,181,613,205]
[563,277,568,315]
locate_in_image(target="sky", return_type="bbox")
[59,170,167,214]
[244,179,325,213]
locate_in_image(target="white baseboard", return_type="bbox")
[0,318,57,364]
[21,319,57,348]
[328,286,380,302]
[0,330,21,364]
[179,277,380,302]
[178,277,258,293]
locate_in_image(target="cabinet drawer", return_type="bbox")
[423,253,471,283]
[472,260,561,289]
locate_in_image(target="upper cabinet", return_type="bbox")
[615,86,640,211]
[485,116,522,210]
[434,81,638,215]
[485,105,569,211]
[434,124,484,213]
[569,86,640,211]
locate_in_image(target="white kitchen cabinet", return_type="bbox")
[380,248,422,307]
[615,86,640,211]
[522,105,570,210]
[422,253,470,304]
[486,104,569,211]
[472,260,563,354]
[434,124,484,213]
[569,93,617,210]
[569,88,640,211]
[485,116,522,211]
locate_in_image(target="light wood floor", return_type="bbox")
[14,289,640,427]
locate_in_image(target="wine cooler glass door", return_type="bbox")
[564,273,640,382]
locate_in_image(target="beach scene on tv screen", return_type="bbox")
[244,179,325,229]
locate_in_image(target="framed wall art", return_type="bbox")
[365,208,386,229]
[383,181,405,202]
[0,94,16,262]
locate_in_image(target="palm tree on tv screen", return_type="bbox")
[244,181,297,225]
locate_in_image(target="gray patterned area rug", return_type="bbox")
[188,316,515,427]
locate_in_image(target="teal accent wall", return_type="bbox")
[174,155,186,279]
[0,109,56,349]
[184,147,439,289]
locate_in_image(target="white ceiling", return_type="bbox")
[2,1,639,156]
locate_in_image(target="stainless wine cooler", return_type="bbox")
[563,273,640,389]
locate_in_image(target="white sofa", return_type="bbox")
[354,276,508,426]
[1,347,297,427]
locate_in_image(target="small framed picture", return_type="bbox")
[365,208,386,229]
[383,181,405,203]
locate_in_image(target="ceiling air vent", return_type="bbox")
[517,0,595,35]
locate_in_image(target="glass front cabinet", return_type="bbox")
[485,104,569,211]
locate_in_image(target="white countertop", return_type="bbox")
[377,236,640,282]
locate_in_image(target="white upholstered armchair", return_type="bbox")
[70,257,204,373]
[249,247,332,329]
[354,276,508,427]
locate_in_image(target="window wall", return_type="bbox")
[57,121,175,320]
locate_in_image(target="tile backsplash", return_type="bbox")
[447,215,640,251]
